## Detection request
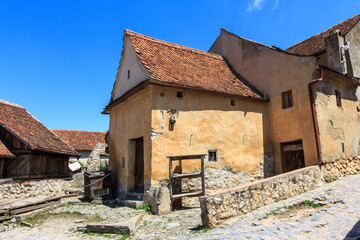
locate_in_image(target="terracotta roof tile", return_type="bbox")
[51,129,106,151]
[125,30,263,99]
[285,14,360,56]
[0,100,78,156]
[0,139,14,158]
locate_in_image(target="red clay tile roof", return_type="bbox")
[51,129,106,151]
[285,14,360,56]
[0,139,14,158]
[0,100,78,156]
[125,30,264,99]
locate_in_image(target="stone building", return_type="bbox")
[0,100,79,179]
[103,14,360,198]
[51,129,108,170]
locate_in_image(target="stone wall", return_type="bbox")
[0,179,74,199]
[87,143,109,172]
[152,164,265,206]
[199,166,323,227]
[321,156,360,180]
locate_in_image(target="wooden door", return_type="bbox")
[134,137,144,190]
[281,140,305,173]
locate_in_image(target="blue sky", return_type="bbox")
[1,0,359,132]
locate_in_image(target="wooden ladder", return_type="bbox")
[168,154,206,209]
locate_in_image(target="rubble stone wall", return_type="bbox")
[199,166,323,227]
[152,164,265,206]
[0,179,74,199]
[321,156,360,180]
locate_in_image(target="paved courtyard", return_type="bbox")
[0,173,359,239]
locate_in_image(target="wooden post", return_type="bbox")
[201,155,205,196]
[169,157,173,201]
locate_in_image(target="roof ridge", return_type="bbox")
[125,29,223,60]
[286,14,360,51]
[0,99,24,109]
[220,27,276,50]
[51,129,107,134]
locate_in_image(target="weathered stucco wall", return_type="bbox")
[313,74,360,162]
[150,86,272,182]
[112,37,150,100]
[199,166,323,227]
[345,21,360,78]
[209,29,319,173]
[108,87,152,196]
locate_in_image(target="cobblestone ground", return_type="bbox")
[194,174,360,240]
[0,174,359,239]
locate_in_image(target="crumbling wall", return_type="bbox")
[199,166,323,227]
[152,163,265,206]
[313,74,360,162]
[321,156,360,180]
[0,179,74,199]
[87,143,109,171]
[150,86,273,182]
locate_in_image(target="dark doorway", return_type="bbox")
[281,140,305,173]
[134,137,144,191]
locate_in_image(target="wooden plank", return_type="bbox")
[0,209,9,215]
[172,172,202,179]
[0,215,12,221]
[283,144,303,152]
[172,191,203,199]
[201,155,206,196]
[9,200,59,215]
[169,158,173,201]
[167,154,206,160]
[0,195,62,211]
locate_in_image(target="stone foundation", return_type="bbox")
[0,179,76,199]
[199,166,323,227]
[321,156,360,180]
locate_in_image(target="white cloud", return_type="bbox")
[272,0,279,10]
[247,0,265,12]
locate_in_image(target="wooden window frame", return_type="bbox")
[208,150,217,162]
[281,90,294,109]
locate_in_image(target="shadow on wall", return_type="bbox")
[346,220,360,239]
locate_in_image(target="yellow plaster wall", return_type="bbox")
[108,87,152,195]
[210,30,319,173]
[313,74,360,162]
[150,86,272,181]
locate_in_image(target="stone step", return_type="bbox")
[126,191,144,200]
[117,198,143,208]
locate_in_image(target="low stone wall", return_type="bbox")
[0,179,75,199]
[152,164,265,206]
[321,156,360,180]
[199,166,323,227]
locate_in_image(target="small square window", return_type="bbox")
[208,150,217,162]
[127,70,130,80]
[177,91,183,98]
[335,90,342,107]
[231,99,235,106]
[281,90,294,109]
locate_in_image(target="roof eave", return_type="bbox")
[102,78,269,114]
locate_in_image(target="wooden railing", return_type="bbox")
[168,154,206,209]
